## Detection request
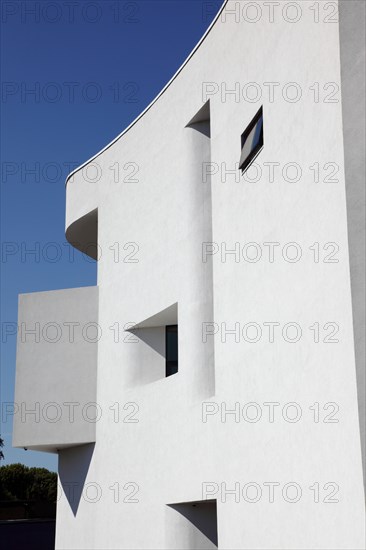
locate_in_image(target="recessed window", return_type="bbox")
[166,325,178,377]
[239,106,263,173]
[126,303,178,385]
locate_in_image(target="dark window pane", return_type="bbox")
[166,325,178,377]
[239,106,264,173]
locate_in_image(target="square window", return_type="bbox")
[239,106,264,173]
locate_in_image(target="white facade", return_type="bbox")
[13,1,365,548]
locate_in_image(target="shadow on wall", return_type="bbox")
[166,499,218,549]
[58,443,95,516]
[66,208,98,260]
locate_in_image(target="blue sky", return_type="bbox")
[0,0,221,472]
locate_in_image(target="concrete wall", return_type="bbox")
[15,1,365,548]
[13,286,98,452]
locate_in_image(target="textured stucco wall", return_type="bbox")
[13,286,98,451]
[14,1,365,548]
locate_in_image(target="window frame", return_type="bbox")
[239,106,264,174]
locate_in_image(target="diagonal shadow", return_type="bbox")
[167,499,218,548]
[131,327,165,356]
[58,442,95,516]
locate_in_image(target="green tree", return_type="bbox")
[0,463,31,500]
[27,467,57,501]
[0,463,57,502]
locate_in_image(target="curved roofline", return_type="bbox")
[66,0,228,186]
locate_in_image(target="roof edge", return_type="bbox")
[65,0,228,186]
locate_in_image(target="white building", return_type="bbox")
[13,1,365,548]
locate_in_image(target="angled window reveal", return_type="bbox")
[126,303,178,384]
[239,106,264,173]
[166,499,218,549]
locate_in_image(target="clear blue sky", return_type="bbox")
[0,0,221,472]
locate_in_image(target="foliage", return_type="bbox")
[0,463,57,502]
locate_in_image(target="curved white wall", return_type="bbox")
[31,1,365,548]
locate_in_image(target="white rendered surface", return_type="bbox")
[14,1,365,548]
